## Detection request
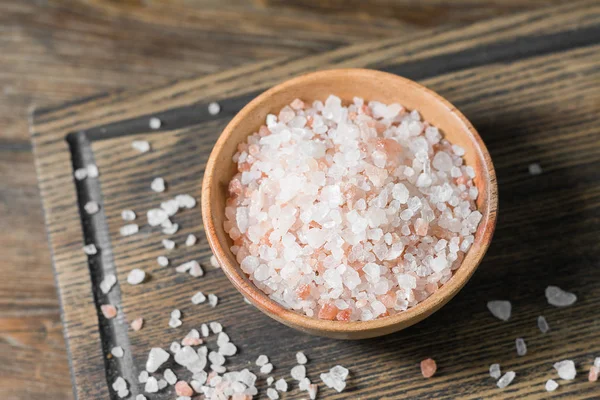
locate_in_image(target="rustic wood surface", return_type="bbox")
[27,1,600,399]
[0,1,553,398]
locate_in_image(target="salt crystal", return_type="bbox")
[147,208,168,226]
[291,365,306,380]
[111,346,124,358]
[121,209,136,221]
[100,274,117,294]
[545,379,559,392]
[157,256,169,267]
[161,199,179,216]
[201,324,210,337]
[528,163,542,175]
[149,117,162,130]
[515,338,527,356]
[545,286,577,307]
[151,177,166,192]
[132,140,151,153]
[487,300,511,321]
[131,317,144,331]
[208,102,221,116]
[175,194,196,209]
[192,291,206,304]
[266,376,274,386]
[175,381,194,397]
[189,262,204,277]
[146,347,170,373]
[489,363,501,379]
[84,201,100,215]
[275,378,288,392]
[74,168,88,180]
[298,377,311,391]
[496,371,516,388]
[595,357,600,369]
[186,234,197,246]
[260,363,274,374]
[101,304,117,319]
[256,355,269,366]
[162,222,179,235]
[170,342,181,353]
[120,224,139,236]
[112,377,127,391]
[219,342,237,356]
[209,321,222,333]
[208,294,218,307]
[537,316,549,333]
[158,379,167,390]
[308,384,318,399]
[266,388,279,399]
[420,358,437,378]
[162,238,175,250]
[210,255,221,268]
[145,377,159,393]
[136,395,147,400]
[139,371,149,383]
[589,366,599,382]
[296,352,308,365]
[554,360,576,380]
[127,268,146,285]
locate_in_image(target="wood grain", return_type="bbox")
[29,1,600,398]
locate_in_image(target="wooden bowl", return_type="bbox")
[202,69,497,339]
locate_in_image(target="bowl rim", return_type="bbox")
[202,68,497,335]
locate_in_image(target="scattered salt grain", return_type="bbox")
[162,222,179,235]
[120,224,139,236]
[149,117,162,130]
[296,352,308,365]
[545,286,577,307]
[420,358,437,378]
[131,317,144,331]
[112,377,127,391]
[74,168,88,180]
[111,346,124,358]
[266,388,279,399]
[210,255,221,268]
[201,324,210,337]
[132,140,151,153]
[83,243,98,255]
[209,322,222,334]
[162,239,175,250]
[192,291,206,304]
[175,194,196,209]
[145,376,159,393]
[100,274,117,294]
[515,338,527,356]
[275,378,288,392]
[487,300,511,321]
[496,371,516,388]
[101,304,117,319]
[175,381,194,397]
[86,164,99,178]
[266,376,274,386]
[136,395,147,400]
[146,347,170,373]
[320,365,348,393]
[208,102,221,116]
[158,379,168,390]
[139,371,149,383]
[256,355,269,366]
[537,316,549,333]
[208,294,218,307]
[127,268,146,285]
[219,342,237,356]
[151,177,166,193]
[169,318,182,328]
[589,366,599,382]
[170,342,181,353]
[260,363,274,374]
[84,201,100,215]
[189,262,204,277]
[554,360,576,380]
[528,163,542,175]
[545,379,559,392]
[308,384,318,399]
[121,209,136,221]
[186,234,197,246]
[489,364,501,379]
[291,365,306,380]
[595,357,600,369]
[147,208,168,226]
[157,256,169,267]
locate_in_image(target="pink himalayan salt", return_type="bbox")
[225,95,481,321]
[131,317,144,331]
[182,337,203,346]
[175,381,194,397]
[590,366,599,382]
[232,394,252,400]
[420,358,437,378]
[101,304,117,319]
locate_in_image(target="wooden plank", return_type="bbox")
[30,1,600,399]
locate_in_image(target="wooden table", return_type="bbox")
[0,1,593,399]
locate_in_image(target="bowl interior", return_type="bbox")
[202,69,497,339]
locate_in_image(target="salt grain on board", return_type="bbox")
[489,364,501,379]
[186,234,197,246]
[528,163,543,175]
[296,352,308,365]
[83,244,97,255]
[84,201,100,215]
[121,209,136,221]
[146,347,170,373]
[120,224,139,236]
[175,194,196,209]
[192,291,206,304]
[589,366,599,382]
[496,371,516,388]
[420,358,437,378]
[515,338,527,356]
[260,363,274,374]
[321,365,349,392]
[162,238,176,250]
[210,255,220,268]
[554,360,576,380]
[157,256,169,267]
[291,365,306,380]
[87,164,99,178]
[487,300,511,321]
[545,379,559,392]
[131,317,144,331]
[101,304,117,319]
[151,177,166,193]
[145,377,159,393]
[545,286,577,307]
[127,268,146,285]
[149,117,162,130]
[138,371,149,383]
[208,102,221,116]
[208,294,218,307]
[132,140,151,153]
[74,168,88,180]
[100,274,117,294]
[537,316,550,333]
[111,346,124,358]
[256,355,268,366]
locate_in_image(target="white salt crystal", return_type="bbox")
[296,352,308,365]
[553,360,576,380]
[85,164,99,178]
[132,140,151,153]
[256,355,269,366]
[157,256,169,267]
[74,168,88,180]
[145,376,159,393]
[121,209,136,221]
[83,244,97,255]
[120,224,139,236]
[201,324,209,337]
[496,371,516,388]
[487,300,511,321]
[162,238,175,250]
[545,286,577,307]
[162,222,179,235]
[516,338,527,356]
[192,291,206,304]
[136,395,147,400]
[146,347,170,373]
[111,346,124,358]
[112,377,127,391]
[151,177,166,192]
[189,262,204,277]
[275,378,288,392]
[127,268,145,285]
[528,163,542,175]
[308,384,318,399]
[160,199,179,216]
[208,102,221,115]
[219,342,237,357]
[291,365,306,380]
[298,377,311,391]
[260,363,274,374]
[157,379,167,390]
[149,117,162,130]
[210,255,220,268]
[185,234,197,246]
[432,152,453,171]
[164,369,177,385]
[537,316,549,333]
[489,363,501,379]
[84,201,100,215]
[209,321,222,333]
[100,274,117,294]
[545,379,559,392]
[208,294,218,307]
[147,208,168,226]
[267,388,279,399]
[139,371,149,383]
[595,357,600,369]
[175,194,196,209]
[170,342,181,353]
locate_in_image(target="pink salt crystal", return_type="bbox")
[290,98,305,110]
[101,304,117,319]
[182,337,203,346]
[420,358,437,378]
[318,303,338,320]
[590,366,599,382]
[414,218,428,236]
[131,317,144,331]
[175,381,194,397]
